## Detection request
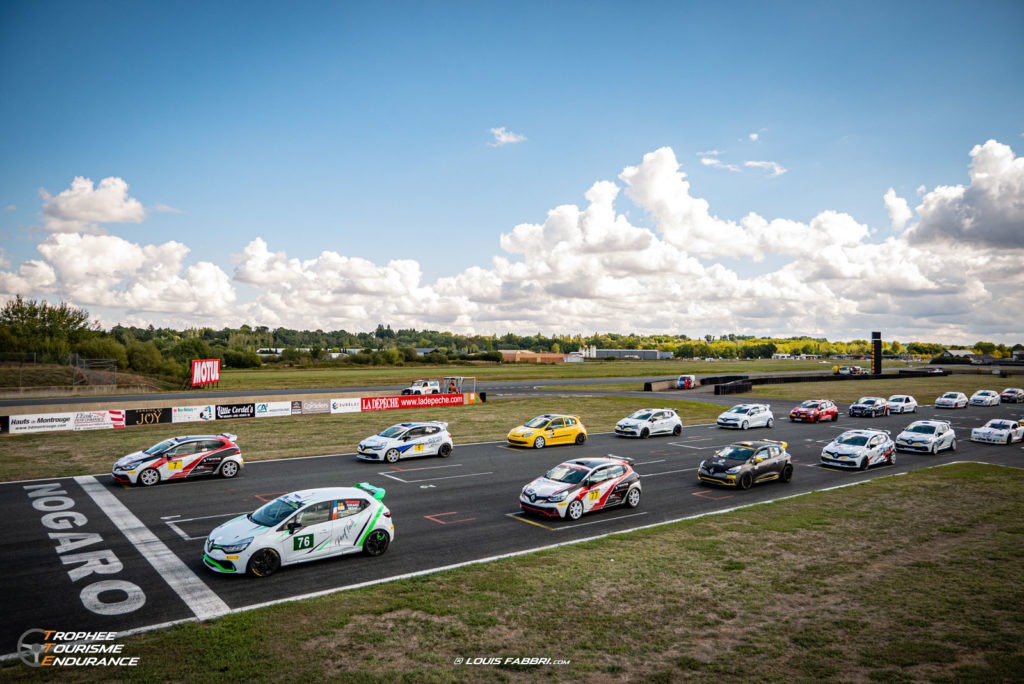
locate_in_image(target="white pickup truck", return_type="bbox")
[401,379,441,395]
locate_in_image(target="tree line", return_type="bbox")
[1,297,1020,380]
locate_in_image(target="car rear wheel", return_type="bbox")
[766,418,774,428]
[780,464,793,483]
[640,428,650,439]
[672,424,682,436]
[533,436,546,449]
[362,529,391,556]
[566,499,584,520]
[738,472,753,490]
[574,433,586,445]
[438,443,452,457]
[219,461,240,479]
[138,468,160,487]
[385,449,401,463]
[247,549,280,577]
[832,413,838,421]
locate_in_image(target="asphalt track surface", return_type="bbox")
[3,397,1022,658]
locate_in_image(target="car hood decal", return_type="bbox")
[208,515,267,544]
[113,450,154,468]
[524,477,574,498]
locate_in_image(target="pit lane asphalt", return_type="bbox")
[3,399,1022,656]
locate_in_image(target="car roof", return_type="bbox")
[838,429,890,437]
[631,408,677,413]
[905,420,950,427]
[560,456,633,469]
[170,433,235,442]
[273,484,384,504]
[534,413,580,420]
[388,421,447,428]
[728,440,788,449]
[728,403,767,409]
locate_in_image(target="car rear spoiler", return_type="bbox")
[607,455,635,465]
[355,482,386,501]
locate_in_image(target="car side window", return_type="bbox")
[295,501,332,527]
[607,465,625,479]
[170,442,199,456]
[549,418,565,429]
[333,499,367,519]
[590,467,609,484]
[424,426,439,435]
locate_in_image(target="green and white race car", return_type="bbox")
[203,483,393,577]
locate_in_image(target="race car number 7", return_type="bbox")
[588,490,601,501]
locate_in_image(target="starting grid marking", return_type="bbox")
[506,510,648,531]
[162,512,247,542]
[377,463,493,484]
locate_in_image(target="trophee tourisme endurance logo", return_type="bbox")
[17,629,139,668]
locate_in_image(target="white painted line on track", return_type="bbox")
[163,512,246,542]
[378,471,494,484]
[75,475,229,621]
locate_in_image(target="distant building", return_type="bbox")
[500,350,569,363]
[577,345,673,360]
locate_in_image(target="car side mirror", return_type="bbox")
[753,457,764,464]
[285,521,302,534]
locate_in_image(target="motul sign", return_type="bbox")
[190,358,221,387]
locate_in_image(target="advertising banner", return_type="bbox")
[73,410,125,431]
[172,405,216,423]
[215,403,255,420]
[255,401,291,418]
[190,358,221,387]
[300,399,330,414]
[330,398,361,414]
[125,408,172,427]
[360,393,466,412]
[9,413,76,434]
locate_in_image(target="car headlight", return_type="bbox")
[522,431,534,437]
[547,492,567,502]
[216,537,253,554]
[726,466,741,474]
[120,460,145,471]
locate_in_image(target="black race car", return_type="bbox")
[697,440,793,490]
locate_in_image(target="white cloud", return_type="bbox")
[883,188,914,231]
[700,157,740,172]
[488,127,527,147]
[907,139,1024,247]
[39,176,146,234]
[743,160,787,177]
[2,141,1023,343]
[749,132,759,142]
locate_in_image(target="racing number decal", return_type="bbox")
[414,444,425,452]
[293,533,314,551]
[167,460,183,471]
[588,490,601,502]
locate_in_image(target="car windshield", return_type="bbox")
[730,407,752,414]
[942,393,958,399]
[378,425,409,438]
[717,445,754,461]
[144,439,178,455]
[629,410,654,420]
[976,391,995,396]
[800,401,820,408]
[837,433,869,446]
[987,421,1013,429]
[908,425,935,434]
[856,398,875,405]
[249,497,303,527]
[544,464,588,484]
[525,416,553,428]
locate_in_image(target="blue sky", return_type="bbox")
[2,1,1022,344]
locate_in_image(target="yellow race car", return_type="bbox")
[507,414,587,449]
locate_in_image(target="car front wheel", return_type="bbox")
[640,428,650,439]
[138,468,160,487]
[741,421,749,430]
[533,436,546,449]
[385,449,401,463]
[625,487,641,508]
[220,461,239,479]
[247,549,280,577]
[738,472,753,490]
[566,499,584,520]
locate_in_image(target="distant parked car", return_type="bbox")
[934,392,968,409]
[676,374,697,389]
[716,404,774,430]
[887,395,918,414]
[614,408,683,438]
[971,419,1024,445]
[999,388,1024,403]
[969,390,1001,407]
[789,399,839,423]
[895,420,956,454]
[821,429,895,470]
[848,397,889,418]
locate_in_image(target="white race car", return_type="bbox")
[357,421,453,463]
[969,390,1001,407]
[520,456,642,520]
[999,388,1024,403]
[971,419,1024,445]
[895,420,957,454]
[935,392,968,409]
[717,404,774,430]
[203,483,393,577]
[887,395,918,414]
[112,433,243,486]
[614,408,683,438]
[821,429,895,470]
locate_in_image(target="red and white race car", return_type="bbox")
[112,433,243,486]
[520,456,641,520]
[789,399,839,423]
